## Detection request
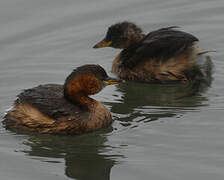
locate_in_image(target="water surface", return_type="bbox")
[1,0,224,180]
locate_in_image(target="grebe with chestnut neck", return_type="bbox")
[3,64,121,134]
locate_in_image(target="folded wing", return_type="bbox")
[121,27,199,68]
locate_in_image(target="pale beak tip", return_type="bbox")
[93,44,99,48]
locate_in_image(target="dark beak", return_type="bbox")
[93,39,112,48]
[103,77,122,85]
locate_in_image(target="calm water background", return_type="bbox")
[0,0,224,179]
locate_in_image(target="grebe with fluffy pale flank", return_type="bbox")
[93,21,213,83]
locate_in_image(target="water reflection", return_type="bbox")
[108,75,212,127]
[20,129,122,180]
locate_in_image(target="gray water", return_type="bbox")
[0,0,224,179]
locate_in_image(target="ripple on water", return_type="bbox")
[1,0,224,179]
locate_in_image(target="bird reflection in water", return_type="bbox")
[20,129,123,180]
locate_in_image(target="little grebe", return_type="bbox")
[93,21,213,83]
[3,64,121,134]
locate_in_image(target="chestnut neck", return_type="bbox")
[66,92,95,111]
[64,78,96,111]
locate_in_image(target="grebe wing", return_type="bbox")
[121,27,199,68]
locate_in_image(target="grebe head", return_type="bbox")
[64,64,121,109]
[93,21,144,49]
